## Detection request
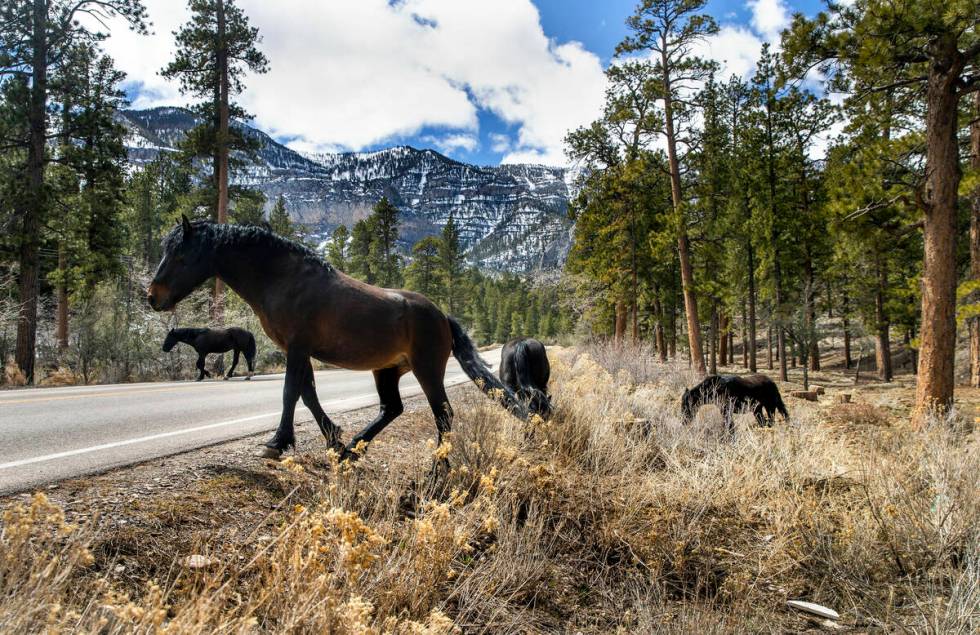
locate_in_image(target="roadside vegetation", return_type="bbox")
[2,344,976,632]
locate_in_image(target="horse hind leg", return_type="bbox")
[414,363,453,474]
[225,349,240,380]
[344,367,405,460]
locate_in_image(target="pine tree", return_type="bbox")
[371,197,401,287]
[326,225,349,272]
[439,213,465,314]
[349,218,376,283]
[231,190,266,225]
[406,236,442,299]
[162,0,268,323]
[268,195,294,239]
[616,0,718,375]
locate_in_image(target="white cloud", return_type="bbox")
[489,132,511,153]
[698,25,763,80]
[95,0,605,166]
[747,0,790,42]
[423,132,479,154]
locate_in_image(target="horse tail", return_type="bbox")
[245,332,257,360]
[447,316,528,420]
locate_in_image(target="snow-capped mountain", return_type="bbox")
[118,107,576,272]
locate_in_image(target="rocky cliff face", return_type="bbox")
[119,107,576,272]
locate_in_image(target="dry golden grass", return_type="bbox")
[1,344,977,633]
[3,358,27,387]
[39,367,79,387]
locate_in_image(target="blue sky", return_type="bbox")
[102,0,824,166]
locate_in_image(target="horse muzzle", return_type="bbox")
[146,282,173,312]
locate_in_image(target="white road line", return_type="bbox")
[0,373,477,472]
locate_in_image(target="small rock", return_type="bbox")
[113,564,126,574]
[787,600,840,621]
[182,554,218,570]
[838,394,852,404]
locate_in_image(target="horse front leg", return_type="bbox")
[195,354,210,381]
[299,361,345,455]
[259,347,306,459]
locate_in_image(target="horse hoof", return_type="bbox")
[244,376,252,381]
[256,446,283,460]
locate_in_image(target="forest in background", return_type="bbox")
[0,0,978,424]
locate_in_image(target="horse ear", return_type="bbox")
[181,214,193,236]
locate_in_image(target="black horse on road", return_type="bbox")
[499,337,552,417]
[682,374,788,431]
[162,327,256,381]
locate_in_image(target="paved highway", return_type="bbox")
[0,348,500,495]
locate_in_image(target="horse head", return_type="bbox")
[147,215,215,312]
[161,329,178,352]
[680,387,696,422]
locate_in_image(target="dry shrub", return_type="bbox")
[827,402,892,428]
[3,358,26,387]
[40,367,78,387]
[1,344,977,633]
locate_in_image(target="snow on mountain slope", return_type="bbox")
[118,107,576,272]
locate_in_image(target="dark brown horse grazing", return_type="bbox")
[499,337,552,417]
[162,327,256,381]
[682,374,789,432]
[147,216,526,460]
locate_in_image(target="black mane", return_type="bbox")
[161,220,333,274]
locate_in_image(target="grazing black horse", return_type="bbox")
[147,216,526,461]
[162,327,257,381]
[499,337,552,417]
[682,374,788,431]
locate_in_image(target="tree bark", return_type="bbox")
[56,246,69,350]
[804,252,820,371]
[654,293,667,362]
[914,50,961,422]
[15,0,48,383]
[874,253,893,382]
[661,50,705,375]
[767,322,773,370]
[718,312,729,366]
[741,300,748,368]
[211,0,230,327]
[614,301,627,344]
[709,305,718,375]
[970,90,980,389]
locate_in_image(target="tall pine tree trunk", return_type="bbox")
[970,90,980,389]
[661,56,705,375]
[914,54,961,422]
[874,252,893,382]
[741,300,748,368]
[718,312,729,366]
[747,245,758,372]
[56,246,69,350]
[767,321,774,370]
[774,259,788,381]
[15,0,48,383]
[709,304,718,375]
[212,0,230,328]
[804,252,820,371]
[614,301,627,344]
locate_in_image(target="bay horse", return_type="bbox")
[162,327,256,381]
[682,374,789,432]
[499,337,552,417]
[147,216,526,460]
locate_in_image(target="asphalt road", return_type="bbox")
[0,348,501,495]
